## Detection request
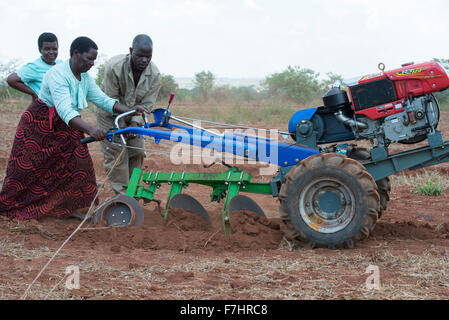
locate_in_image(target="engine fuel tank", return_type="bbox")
[347,61,449,120]
[386,62,449,98]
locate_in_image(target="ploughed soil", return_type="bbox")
[0,101,448,300]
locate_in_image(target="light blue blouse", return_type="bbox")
[39,59,117,125]
[16,57,62,95]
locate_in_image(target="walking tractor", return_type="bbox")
[83,61,449,248]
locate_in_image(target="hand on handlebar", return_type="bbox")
[118,117,126,129]
[134,105,145,114]
[88,127,108,141]
[113,102,144,115]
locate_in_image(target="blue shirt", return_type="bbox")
[16,57,62,95]
[39,59,117,125]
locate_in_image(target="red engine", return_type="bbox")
[346,62,449,120]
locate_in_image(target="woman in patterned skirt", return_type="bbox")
[0,36,143,220]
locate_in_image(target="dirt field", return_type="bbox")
[0,99,448,300]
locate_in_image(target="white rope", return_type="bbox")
[20,147,126,300]
[43,273,69,300]
[173,115,291,135]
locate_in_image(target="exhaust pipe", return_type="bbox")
[334,110,368,131]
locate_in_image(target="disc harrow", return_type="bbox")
[107,167,272,233]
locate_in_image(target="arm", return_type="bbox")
[69,116,107,140]
[6,73,37,100]
[68,103,143,141]
[48,72,141,140]
[86,74,120,114]
[49,79,107,140]
[48,73,81,126]
[113,102,144,128]
[87,75,143,123]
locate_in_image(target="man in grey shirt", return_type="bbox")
[96,34,161,194]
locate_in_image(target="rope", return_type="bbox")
[173,115,291,135]
[43,273,69,300]
[20,146,126,300]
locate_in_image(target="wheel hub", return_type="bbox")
[94,195,144,227]
[314,188,344,219]
[300,178,355,233]
[104,203,134,226]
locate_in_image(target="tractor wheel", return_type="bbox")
[347,147,391,218]
[94,195,144,227]
[279,153,380,249]
[375,178,391,218]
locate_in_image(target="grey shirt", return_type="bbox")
[98,54,161,124]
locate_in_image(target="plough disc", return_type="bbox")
[94,195,144,227]
[168,194,211,222]
[228,195,266,218]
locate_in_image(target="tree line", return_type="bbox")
[2,58,449,105]
[95,65,344,105]
[155,60,449,106]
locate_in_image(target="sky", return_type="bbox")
[0,0,449,80]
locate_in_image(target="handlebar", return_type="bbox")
[81,109,140,145]
[80,136,97,144]
[115,110,138,145]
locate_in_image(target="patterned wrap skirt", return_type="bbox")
[0,99,98,220]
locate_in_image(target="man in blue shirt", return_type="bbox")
[6,32,61,100]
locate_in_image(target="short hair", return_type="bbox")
[132,34,153,50]
[70,36,98,56]
[38,32,58,50]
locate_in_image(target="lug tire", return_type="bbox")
[347,147,391,218]
[279,153,380,249]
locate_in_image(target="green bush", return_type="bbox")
[0,84,11,102]
[158,74,179,102]
[0,58,22,102]
[263,66,321,104]
[210,85,234,104]
[95,64,105,86]
[411,179,443,196]
[231,85,260,103]
[0,83,29,103]
[194,70,215,103]
[262,66,344,104]
[173,88,197,102]
[157,66,343,105]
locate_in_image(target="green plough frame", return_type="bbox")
[125,167,272,234]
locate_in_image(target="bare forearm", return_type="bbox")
[135,101,154,114]
[112,102,134,114]
[7,73,37,99]
[110,103,144,128]
[69,116,95,134]
[69,116,106,140]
